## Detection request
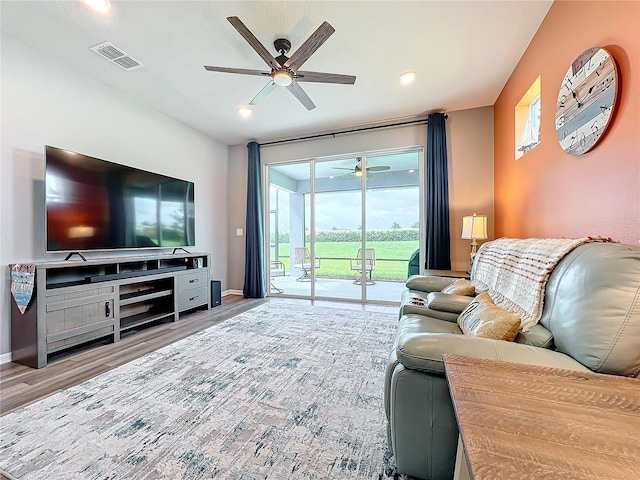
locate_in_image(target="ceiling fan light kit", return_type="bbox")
[272,71,293,87]
[204,16,356,111]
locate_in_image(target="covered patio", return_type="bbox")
[269,274,406,303]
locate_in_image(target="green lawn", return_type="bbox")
[271,241,418,281]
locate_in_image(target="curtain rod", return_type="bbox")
[258,114,447,147]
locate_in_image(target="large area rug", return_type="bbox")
[0,303,406,480]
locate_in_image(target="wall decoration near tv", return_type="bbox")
[45,145,195,253]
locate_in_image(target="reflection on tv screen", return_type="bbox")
[45,145,195,252]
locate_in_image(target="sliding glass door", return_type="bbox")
[312,158,362,301]
[364,152,421,302]
[266,148,423,303]
[268,162,312,298]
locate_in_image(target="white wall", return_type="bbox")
[0,37,229,358]
[227,106,494,290]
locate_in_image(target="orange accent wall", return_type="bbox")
[494,1,639,245]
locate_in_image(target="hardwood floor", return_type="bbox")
[0,295,264,416]
[0,295,397,417]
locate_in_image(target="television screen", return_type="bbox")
[45,145,195,252]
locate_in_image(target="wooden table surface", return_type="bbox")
[443,354,640,480]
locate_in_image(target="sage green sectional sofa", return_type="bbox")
[385,241,640,480]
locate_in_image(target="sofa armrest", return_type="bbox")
[400,290,460,322]
[426,292,473,315]
[406,275,455,293]
[396,333,589,376]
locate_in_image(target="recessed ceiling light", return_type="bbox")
[237,106,252,118]
[408,169,415,173]
[329,175,335,179]
[399,71,417,86]
[83,0,111,14]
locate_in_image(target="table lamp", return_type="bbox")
[461,213,487,269]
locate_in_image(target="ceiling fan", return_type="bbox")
[204,16,356,111]
[332,158,391,178]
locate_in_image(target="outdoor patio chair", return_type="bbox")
[350,248,376,284]
[293,247,320,281]
[270,260,286,293]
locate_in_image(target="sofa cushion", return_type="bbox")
[441,278,475,296]
[426,292,473,314]
[395,333,589,376]
[457,292,521,341]
[399,314,463,337]
[539,243,640,377]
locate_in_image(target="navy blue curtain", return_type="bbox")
[243,141,266,298]
[425,113,451,270]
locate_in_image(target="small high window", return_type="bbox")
[515,76,541,160]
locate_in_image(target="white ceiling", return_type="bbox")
[1,1,553,146]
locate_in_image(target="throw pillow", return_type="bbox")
[458,292,521,341]
[441,278,475,297]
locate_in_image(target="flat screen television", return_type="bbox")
[45,145,195,253]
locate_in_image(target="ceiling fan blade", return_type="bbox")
[295,71,356,85]
[332,167,355,171]
[204,65,271,77]
[366,166,391,172]
[226,16,281,70]
[366,171,374,179]
[249,82,277,105]
[283,21,335,71]
[286,82,316,110]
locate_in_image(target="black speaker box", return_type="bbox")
[211,280,221,307]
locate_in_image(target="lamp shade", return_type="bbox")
[461,214,488,240]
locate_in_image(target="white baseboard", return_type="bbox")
[223,289,243,297]
[0,352,12,365]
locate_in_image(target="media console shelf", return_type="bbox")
[10,252,211,368]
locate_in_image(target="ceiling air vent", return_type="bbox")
[90,42,145,71]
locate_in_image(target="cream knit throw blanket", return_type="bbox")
[471,237,595,332]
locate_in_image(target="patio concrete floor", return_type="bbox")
[269,275,405,303]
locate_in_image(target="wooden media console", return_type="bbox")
[10,252,211,368]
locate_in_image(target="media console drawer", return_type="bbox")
[178,270,208,292]
[178,286,208,311]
